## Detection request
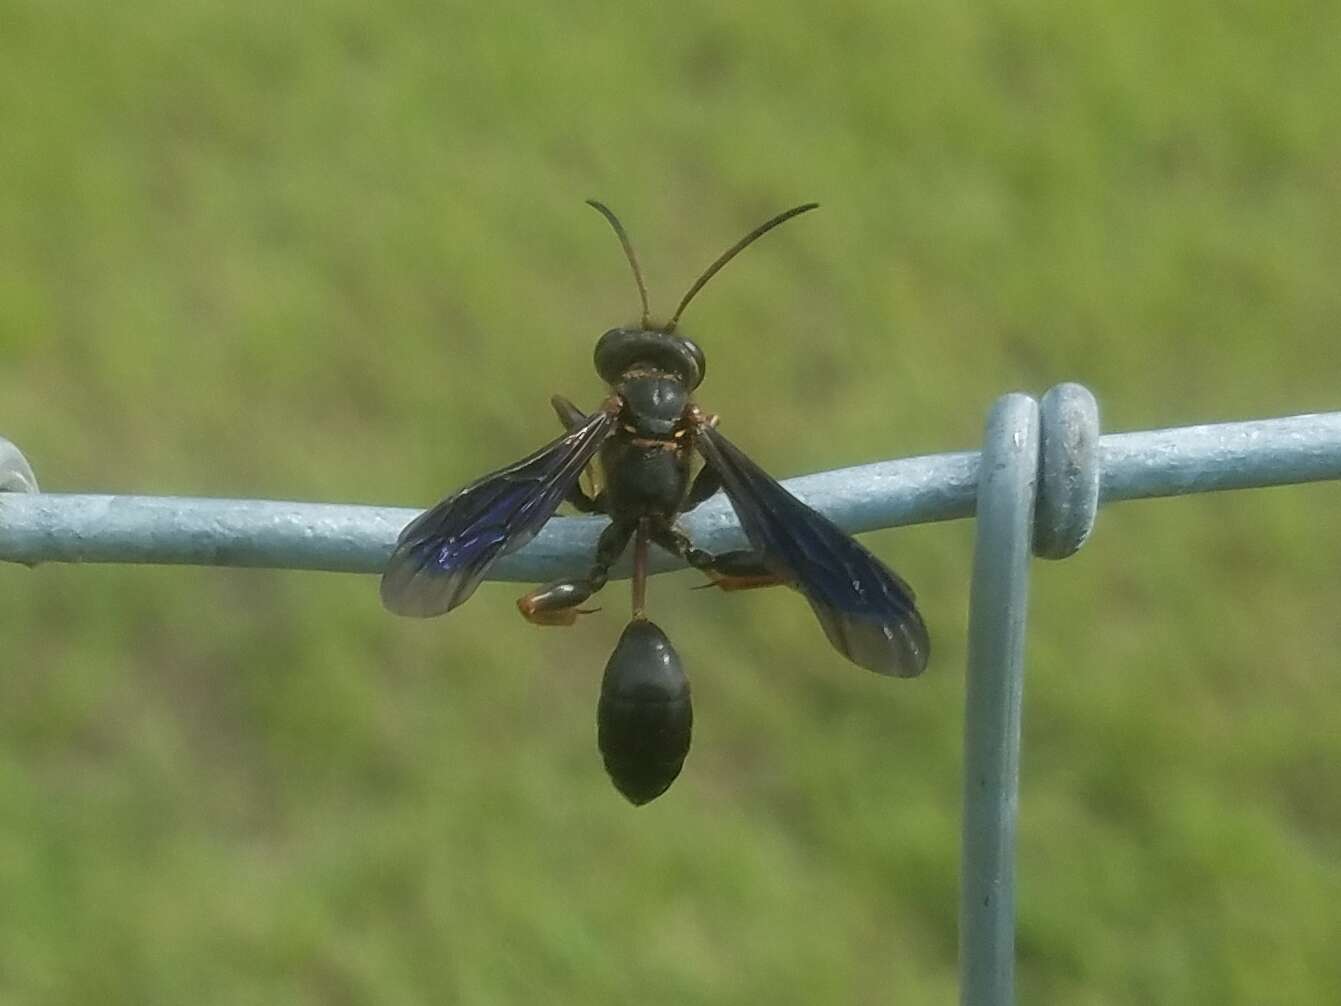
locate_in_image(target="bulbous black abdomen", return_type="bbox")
[597,619,692,805]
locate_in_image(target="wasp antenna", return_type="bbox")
[666,202,819,332]
[586,199,652,329]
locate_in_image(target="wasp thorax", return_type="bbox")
[594,328,705,390]
[597,618,693,805]
[619,375,687,436]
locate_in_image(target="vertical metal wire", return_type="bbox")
[959,394,1040,1006]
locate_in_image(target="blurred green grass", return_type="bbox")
[2,1,1339,1002]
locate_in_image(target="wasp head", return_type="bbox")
[585,198,817,434]
[595,329,698,436]
[595,327,705,390]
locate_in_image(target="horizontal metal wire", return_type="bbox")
[1,411,1339,581]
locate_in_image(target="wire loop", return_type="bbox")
[0,437,39,494]
[1033,383,1101,559]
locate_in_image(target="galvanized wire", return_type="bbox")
[960,395,1039,1006]
[2,411,1339,577]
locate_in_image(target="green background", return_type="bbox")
[2,2,1339,1002]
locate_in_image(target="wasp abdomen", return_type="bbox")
[597,618,692,805]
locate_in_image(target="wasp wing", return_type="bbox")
[381,410,616,617]
[695,425,930,677]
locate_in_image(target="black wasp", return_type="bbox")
[381,202,930,805]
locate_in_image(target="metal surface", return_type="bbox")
[2,407,1339,577]
[959,395,1039,1006]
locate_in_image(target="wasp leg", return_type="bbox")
[565,484,606,515]
[517,517,635,625]
[681,464,721,512]
[648,520,785,591]
[550,395,606,514]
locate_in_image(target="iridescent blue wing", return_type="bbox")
[695,425,929,677]
[381,410,616,617]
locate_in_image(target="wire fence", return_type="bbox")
[4,382,1340,1005]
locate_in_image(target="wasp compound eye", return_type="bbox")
[597,618,692,805]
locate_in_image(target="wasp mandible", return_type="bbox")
[381,202,930,804]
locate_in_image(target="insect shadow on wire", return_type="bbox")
[381,201,930,804]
